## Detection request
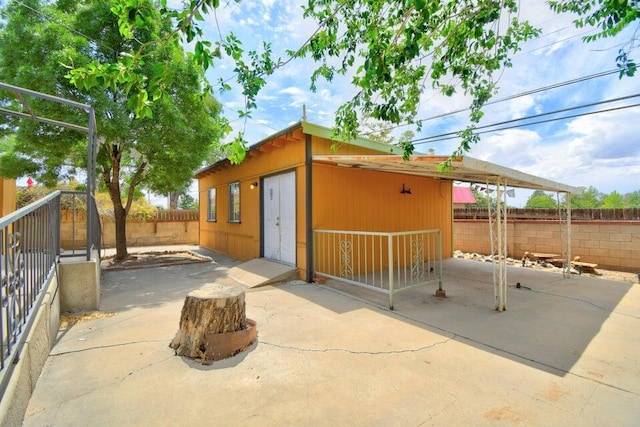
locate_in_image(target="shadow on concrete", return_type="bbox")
[281,258,636,377]
[98,248,635,378]
[99,249,242,312]
[174,340,259,371]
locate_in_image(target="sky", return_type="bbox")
[193,0,640,207]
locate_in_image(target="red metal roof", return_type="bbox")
[453,186,476,204]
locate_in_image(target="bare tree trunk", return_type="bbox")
[104,142,147,262]
[168,191,179,210]
[113,204,128,261]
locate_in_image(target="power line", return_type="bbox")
[358,68,620,137]
[412,101,640,145]
[412,92,640,144]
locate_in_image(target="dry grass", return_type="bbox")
[59,311,117,330]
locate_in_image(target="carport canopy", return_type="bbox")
[313,153,583,312]
[312,154,581,193]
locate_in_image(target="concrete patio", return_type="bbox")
[24,249,640,426]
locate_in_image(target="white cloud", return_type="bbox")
[196,0,640,200]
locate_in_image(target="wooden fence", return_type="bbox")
[61,209,199,221]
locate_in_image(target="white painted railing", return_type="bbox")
[313,229,442,309]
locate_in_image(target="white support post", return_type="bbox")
[558,192,572,278]
[388,234,395,310]
[488,179,508,311]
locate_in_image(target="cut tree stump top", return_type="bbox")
[191,283,246,305]
[170,282,250,362]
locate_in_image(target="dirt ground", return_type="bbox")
[591,268,638,284]
[100,250,211,271]
[454,250,639,285]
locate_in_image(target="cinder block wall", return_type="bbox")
[454,220,640,271]
[61,219,199,249]
[100,220,199,247]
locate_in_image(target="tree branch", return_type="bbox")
[124,161,147,214]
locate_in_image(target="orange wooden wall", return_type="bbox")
[197,126,454,281]
[198,128,308,270]
[312,164,453,256]
[0,178,16,217]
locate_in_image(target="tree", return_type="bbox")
[61,0,639,166]
[178,193,198,211]
[0,0,228,260]
[359,120,395,145]
[525,190,557,208]
[470,186,490,208]
[624,190,640,207]
[602,191,624,208]
[549,0,639,77]
[571,186,603,208]
[64,0,541,164]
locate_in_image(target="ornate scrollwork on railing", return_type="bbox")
[2,232,25,345]
[339,239,353,280]
[411,236,426,282]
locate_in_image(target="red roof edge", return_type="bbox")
[453,186,476,204]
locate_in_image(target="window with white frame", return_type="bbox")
[228,182,240,222]
[207,188,216,221]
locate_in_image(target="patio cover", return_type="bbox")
[313,153,582,312]
[312,154,581,193]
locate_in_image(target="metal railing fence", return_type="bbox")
[314,229,442,310]
[59,191,101,258]
[0,190,99,398]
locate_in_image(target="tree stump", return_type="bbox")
[170,283,256,364]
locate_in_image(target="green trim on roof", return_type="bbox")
[302,122,403,155]
[195,121,405,177]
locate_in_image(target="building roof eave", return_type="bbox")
[312,154,583,194]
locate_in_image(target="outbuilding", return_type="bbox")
[196,121,581,310]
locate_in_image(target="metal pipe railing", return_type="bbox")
[313,229,443,310]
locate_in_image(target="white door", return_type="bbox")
[263,171,296,264]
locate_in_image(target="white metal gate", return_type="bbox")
[263,171,296,264]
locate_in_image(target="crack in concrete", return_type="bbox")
[27,346,175,420]
[316,283,640,397]
[116,354,174,382]
[259,337,452,355]
[49,339,168,357]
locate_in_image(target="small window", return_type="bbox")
[228,182,240,223]
[207,188,216,222]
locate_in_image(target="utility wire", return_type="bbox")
[412,101,640,145]
[412,92,640,144]
[359,68,620,137]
